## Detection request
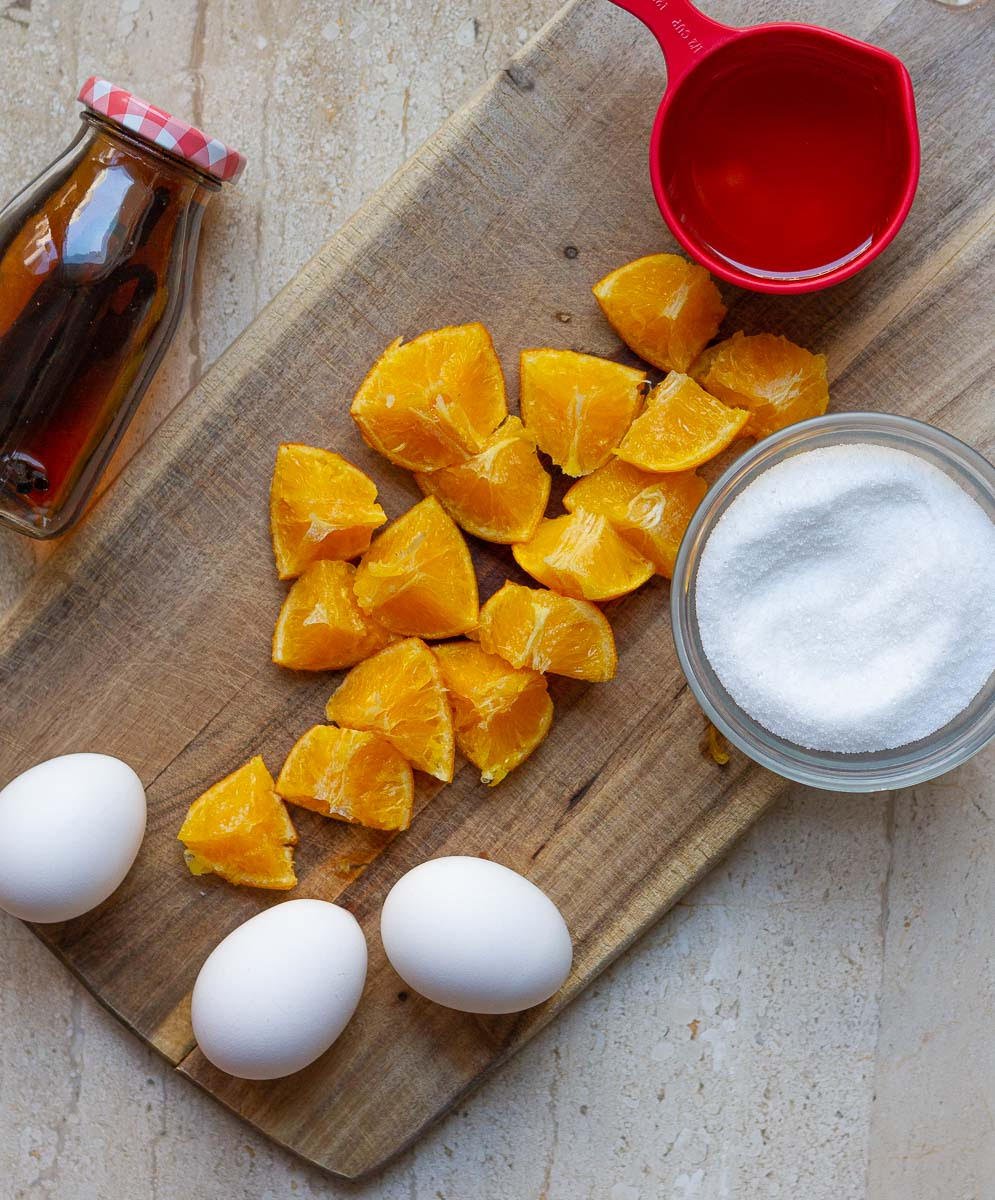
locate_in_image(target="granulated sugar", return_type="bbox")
[696,443,995,752]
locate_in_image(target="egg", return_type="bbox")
[0,753,146,923]
[380,856,573,1014]
[192,899,367,1080]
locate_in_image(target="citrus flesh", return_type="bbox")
[593,253,726,373]
[272,560,392,671]
[178,756,297,890]
[564,459,707,577]
[615,372,749,473]
[270,444,386,580]
[690,331,829,437]
[325,637,455,781]
[477,581,617,682]
[433,641,553,786]
[512,510,654,601]
[353,496,479,638]
[276,724,414,831]
[415,415,550,543]
[350,323,507,471]
[519,348,647,476]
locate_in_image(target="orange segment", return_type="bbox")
[276,725,414,831]
[272,560,392,671]
[519,349,648,476]
[433,642,553,786]
[593,253,726,372]
[414,416,550,544]
[690,331,829,437]
[178,756,297,890]
[564,459,707,577]
[353,496,479,638]
[477,581,617,682]
[269,444,386,581]
[616,373,748,473]
[325,638,455,781]
[512,510,654,601]
[350,323,507,471]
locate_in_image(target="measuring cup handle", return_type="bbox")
[608,0,735,84]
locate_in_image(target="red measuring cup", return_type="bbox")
[611,0,919,294]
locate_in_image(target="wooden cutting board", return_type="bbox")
[0,0,991,1180]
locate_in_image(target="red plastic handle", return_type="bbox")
[609,0,735,85]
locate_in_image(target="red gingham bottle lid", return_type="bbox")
[77,76,246,183]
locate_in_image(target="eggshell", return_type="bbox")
[191,899,367,1080]
[0,753,146,923]
[379,856,572,1014]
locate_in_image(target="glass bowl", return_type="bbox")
[671,412,995,791]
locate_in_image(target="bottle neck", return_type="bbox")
[81,112,221,199]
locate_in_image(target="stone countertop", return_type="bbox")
[0,3,992,1198]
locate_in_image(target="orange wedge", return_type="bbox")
[325,638,455,781]
[690,331,829,437]
[564,459,706,577]
[434,641,553,786]
[272,560,392,671]
[354,496,479,638]
[519,348,647,476]
[593,253,726,372]
[178,756,297,890]
[350,323,507,471]
[616,373,748,473]
[512,510,654,601]
[276,725,414,831]
[477,581,617,682]
[414,416,550,543]
[269,444,386,580]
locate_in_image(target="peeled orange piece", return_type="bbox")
[269,444,386,581]
[616,372,748,473]
[519,348,647,476]
[477,581,616,682]
[272,560,391,671]
[593,253,726,373]
[350,323,507,471]
[434,642,553,786]
[178,756,297,890]
[513,510,654,601]
[325,638,455,781]
[564,459,706,578]
[354,496,479,638]
[276,724,414,831]
[690,331,829,437]
[415,416,550,543]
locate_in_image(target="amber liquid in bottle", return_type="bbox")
[0,114,216,537]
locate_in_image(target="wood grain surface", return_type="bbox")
[0,0,992,1181]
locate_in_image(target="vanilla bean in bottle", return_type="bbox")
[0,77,244,538]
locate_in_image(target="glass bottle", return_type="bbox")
[0,77,245,538]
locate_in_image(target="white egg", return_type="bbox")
[380,856,573,1014]
[192,899,367,1080]
[0,753,146,923]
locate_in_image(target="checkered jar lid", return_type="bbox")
[77,76,246,183]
